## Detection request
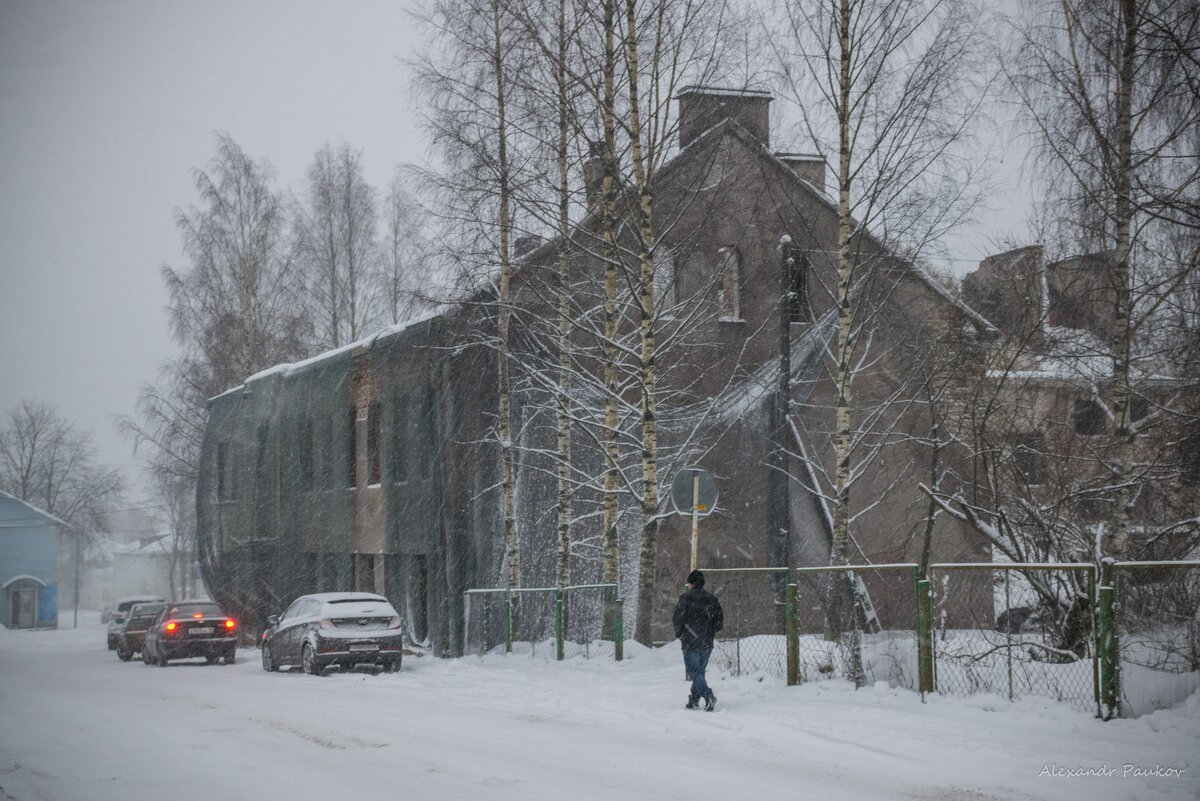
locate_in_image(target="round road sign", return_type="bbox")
[670,465,717,517]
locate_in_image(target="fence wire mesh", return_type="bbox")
[462,585,620,661]
[793,565,920,689]
[928,564,1097,714]
[1113,562,1200,717]
[702,569,790,680]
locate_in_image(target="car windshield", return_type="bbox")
[130,604,165,619]
[166,603,223,619]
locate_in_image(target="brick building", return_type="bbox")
[197,87,993,653]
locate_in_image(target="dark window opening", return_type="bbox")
[347,408,358,488]
[409,554,429,644]
[392,396,408,482]
[216,441,231,501]
[1128,395,1149,423]
[254,424,271,539]
[299,417,314,492]
[367,402,382,485]
[422,384,436,479]
[322,418,334,488]
[254,424,270,484]
[1014,432,1046,485]
[1074,398,1106,436]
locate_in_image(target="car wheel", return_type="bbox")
[205,655,218,665]
[383,656,402,673]
[117,646,132,662]
[302,644,322,676]
[262,644,277,672]
[225,651,236,665]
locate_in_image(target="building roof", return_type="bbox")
[0,490,68,529]
[210,101,999,403]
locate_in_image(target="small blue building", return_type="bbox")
[0,490,64,629]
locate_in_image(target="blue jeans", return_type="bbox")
[683,647,712,703]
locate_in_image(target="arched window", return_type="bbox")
[718,246,741,320]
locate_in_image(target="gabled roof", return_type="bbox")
[0,490,67,529]
[212,108,997,401]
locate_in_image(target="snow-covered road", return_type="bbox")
[1,618,1197,801]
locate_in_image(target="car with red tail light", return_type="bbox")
[260,593,403,676]
[142,601,239,667]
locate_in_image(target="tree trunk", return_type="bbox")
[600,0,621,590]
[554,0,572,591]
[825,0,856,642]
[1106,0,1138,560]
[491,0,520,597]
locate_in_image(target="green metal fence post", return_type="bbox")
[555,590,565,662]
[504,590,513,655]
[786,582,799,686]
[1098,584,1117,719]
[1089,570,1100,717]
[916,578,935,696]
[613,596,624,662]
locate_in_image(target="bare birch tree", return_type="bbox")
[294,143,382,348]
[1004,0,1200,559]
[770,0,987,637]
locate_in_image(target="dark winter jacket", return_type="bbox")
[673,586,724,652]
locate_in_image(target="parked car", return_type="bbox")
[114,602,166,661]
[142,601,238,667]
[106,595,166,649]
[261,592,403,675]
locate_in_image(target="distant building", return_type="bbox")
[0,490,65,629]
[961,246,1197,556]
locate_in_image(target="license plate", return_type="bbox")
[349,644,378,652]
[190,627,214,635]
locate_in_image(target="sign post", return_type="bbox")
[672,466,717,681]
[671,466,717,570]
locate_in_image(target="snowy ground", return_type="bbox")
[1,616,1198,801]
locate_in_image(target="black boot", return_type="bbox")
[704,690,716,711]
[686,696,699,710]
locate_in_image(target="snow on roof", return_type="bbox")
[675,85,772,98]
[210,308,445,403]
[0,490,68,529]
[110,535,175,557]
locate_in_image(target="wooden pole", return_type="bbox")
[690,472,700,571]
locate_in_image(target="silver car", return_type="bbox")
[260,593,404,675]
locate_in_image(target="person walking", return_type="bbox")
[673,569,724,711]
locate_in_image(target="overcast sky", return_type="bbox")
[0,1,1032,499]
[0,1,427,493]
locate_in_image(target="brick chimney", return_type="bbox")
[677,86,772,148]
[776,152,826,192]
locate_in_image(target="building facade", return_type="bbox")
[0,490,64,629]
[197,88,993,653]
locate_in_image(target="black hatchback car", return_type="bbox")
[114,602,166,661]
[142,601,238,666]
[261,592,403,675]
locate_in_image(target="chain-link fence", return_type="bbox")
[462,585,623,661]
[792,564,922,689]
[1112,561,1200,717]
[926,563,1097,714]
[702,568,791,680]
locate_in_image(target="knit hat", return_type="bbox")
[686,569,705,587]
